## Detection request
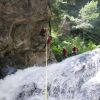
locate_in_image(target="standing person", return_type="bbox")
[72,47,78,55]
[63,48,67,58]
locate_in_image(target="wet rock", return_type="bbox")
[0,0,56,68]
[0,66,17,78]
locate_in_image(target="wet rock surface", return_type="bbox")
[0,0,55,68]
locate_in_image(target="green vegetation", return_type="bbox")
[50,0,64,32]
[50,0,100,61]
[79,1,99,24]
[51,35,99,61]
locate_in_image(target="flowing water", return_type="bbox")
[0,49,100,100]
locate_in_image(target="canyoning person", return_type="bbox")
[72,46,78,55]
[40,27,47,37]
[47,36,52,44]
[63,48,67,58]
[43,35,52,48]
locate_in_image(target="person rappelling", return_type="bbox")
[72,46,78,55]
[43,35,52,48]
[40,27,47,37]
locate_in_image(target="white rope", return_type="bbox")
[45,33,48,100]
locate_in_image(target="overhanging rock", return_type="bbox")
[0,0,56,68]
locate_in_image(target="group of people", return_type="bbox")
[40,27,79,58]
[63,47,78,58]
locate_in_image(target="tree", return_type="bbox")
[50,0,64,32]
[76,0,100,43]
[79,0,99,24]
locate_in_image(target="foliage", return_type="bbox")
[76,0,100,43]
[66,1,99,28]
[50,0,62,17]
[50,0,64,32]
[51,35,98,61]
[50,0,100,61]
[74,0,99,31]
[51,0,100,32]
[79,0,99,24]
[64,0,100,44]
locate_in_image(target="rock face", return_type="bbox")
[0,0,55,68]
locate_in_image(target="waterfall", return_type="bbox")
[0,49,100,100]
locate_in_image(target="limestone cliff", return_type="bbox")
[0,0,55,68]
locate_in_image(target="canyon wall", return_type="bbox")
[0,0,55,68]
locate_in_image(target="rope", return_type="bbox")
[45,1,52,99]
[45,33,48,100]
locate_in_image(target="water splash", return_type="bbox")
[0,49,100,100]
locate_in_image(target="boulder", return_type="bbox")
[0,66,17,78]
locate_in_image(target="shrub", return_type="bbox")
[51,35,98,61]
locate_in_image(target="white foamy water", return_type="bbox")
[0,49,100,100]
